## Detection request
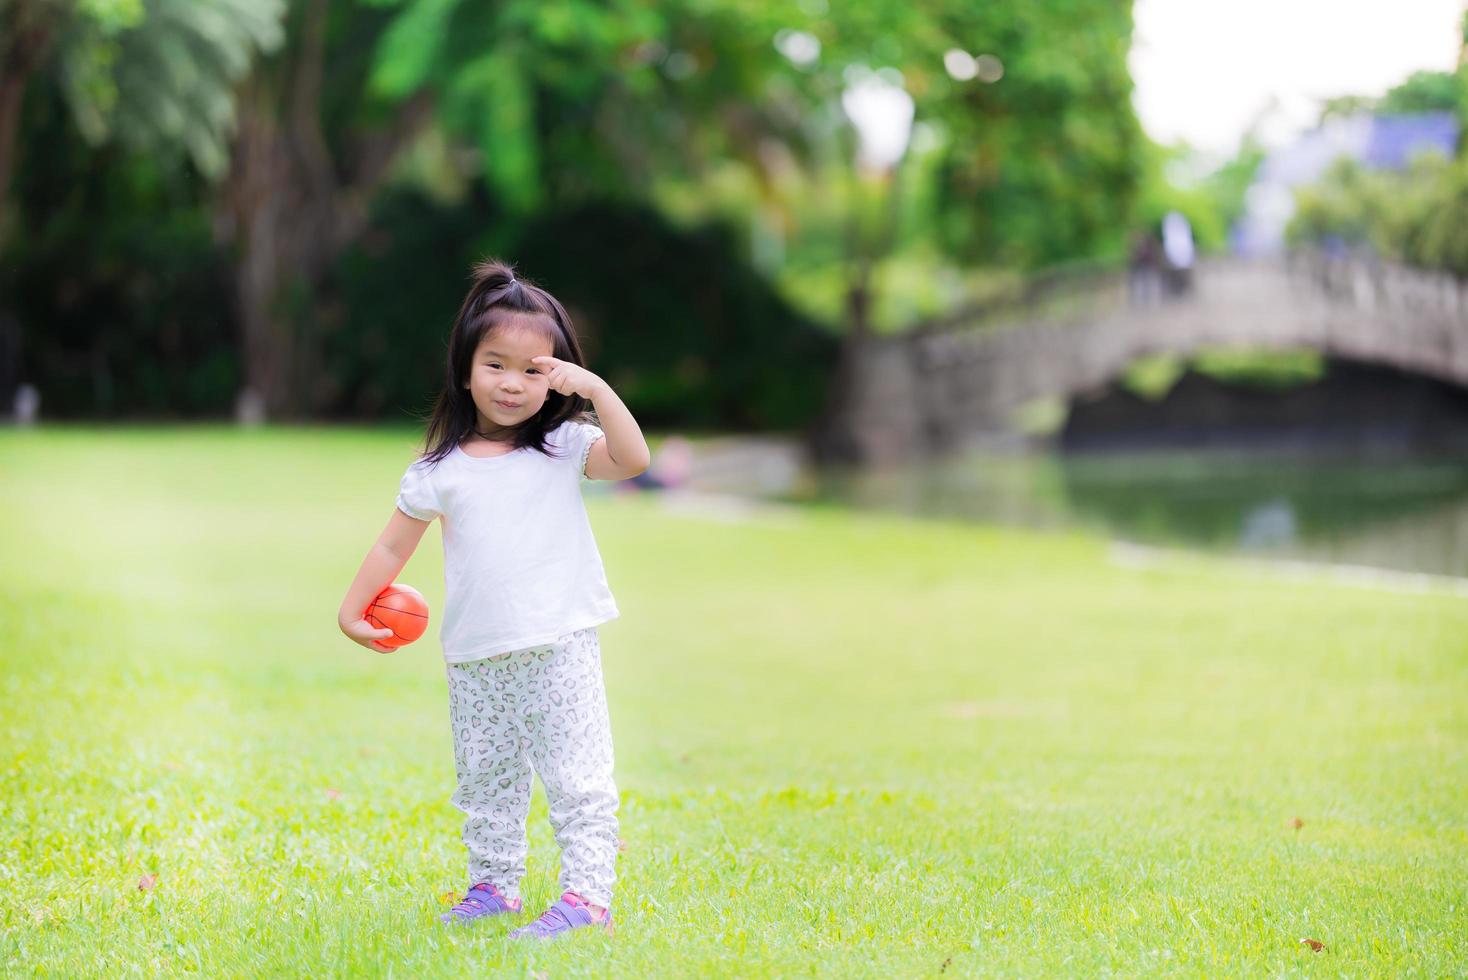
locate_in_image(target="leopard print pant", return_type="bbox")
[444,627,618,906]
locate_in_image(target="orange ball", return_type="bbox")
[365,583,430,649]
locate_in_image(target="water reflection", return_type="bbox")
[807,451,1468,577]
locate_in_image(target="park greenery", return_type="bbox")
[2,428,1464,974]
[1287,56,1468,276]
[2,0,1149,426]
[1289,153,1468,277]
[6,1,1464,429]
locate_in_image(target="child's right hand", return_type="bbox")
[340,617,396,654]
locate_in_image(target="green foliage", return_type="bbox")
[7,0,1155,418]
[1122,350,1325,401]
[4,85,237,417]
[1120,352,1186,401]
[329,192,836,430]
[633,0,1150,339]
[1317,94,1377,123]
[1379,69,1461,115]
[1288,159,1392,252]
[367,0,674,216]
[1200,138,1266,233]
[366,0,454,97]
[1134,176,1226,252]
[1316,53,1468,228]
[51,0,284,176]
[1396,155,1468,274]
[1132,136,1264,254]
[1318,69,1464,125]
[1288,153,1468,275]
[1191,348,1325,387]
[456,43,539,212]
[925,2,1145,267]
[514,199,837,430]
[326,186,508,420]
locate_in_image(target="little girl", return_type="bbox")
[336,259,649,940]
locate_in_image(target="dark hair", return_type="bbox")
[420,258,596,465]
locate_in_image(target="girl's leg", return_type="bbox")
[521,628,619,908]
[445,656,534,902]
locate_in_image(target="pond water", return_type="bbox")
[802,450,1468,578]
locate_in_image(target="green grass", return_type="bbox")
[2,427,1465,977]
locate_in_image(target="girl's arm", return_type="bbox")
[338,508,432,653]
[531,355,651,480]
[583,381,651,480]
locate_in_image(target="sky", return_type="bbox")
[1130,0,1465,156]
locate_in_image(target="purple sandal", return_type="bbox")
[439,882,521,925]
[509,891,614,940]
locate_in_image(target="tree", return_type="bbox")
[1379,70,1459,115]
[230,0,811,418]
[216,0,434,419]
[660,1,1147,458]
[0,0,282,410]
[0,0,282,240]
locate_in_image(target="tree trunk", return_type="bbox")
[224,79,317,419]
[0,2,54,411]
[0,68,29,239]
[218,0,431,421]
[0,2,51,241]
[809,165,909,465]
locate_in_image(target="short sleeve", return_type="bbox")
[569,421,606,478]
[396,460,441,521]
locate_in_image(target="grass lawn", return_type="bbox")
[1,427,1465,977]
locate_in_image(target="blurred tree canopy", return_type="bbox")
[1288,17,1468,277]
[1378,70,1461,116]
[1289,154,1468,276]
[3,0,1150,427]
[0,0,282,234]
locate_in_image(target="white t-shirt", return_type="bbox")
[395,419,620,663]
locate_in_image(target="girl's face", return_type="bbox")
[464,323,556,437]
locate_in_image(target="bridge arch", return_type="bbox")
[821,255,1468,464]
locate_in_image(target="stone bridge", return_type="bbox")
[819,254,1468,465]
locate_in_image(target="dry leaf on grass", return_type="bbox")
[1289,816,1304,830]
[1300,938,1326,952]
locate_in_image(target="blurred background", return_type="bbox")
[3,0,1467,578]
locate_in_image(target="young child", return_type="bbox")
[337,259,650,940]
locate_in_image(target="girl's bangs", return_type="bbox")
[472,309,561,349]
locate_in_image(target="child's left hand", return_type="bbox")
[532,356,607,400]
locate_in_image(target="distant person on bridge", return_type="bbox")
[1162,211,1195,297]
[1127,229,1162,307]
